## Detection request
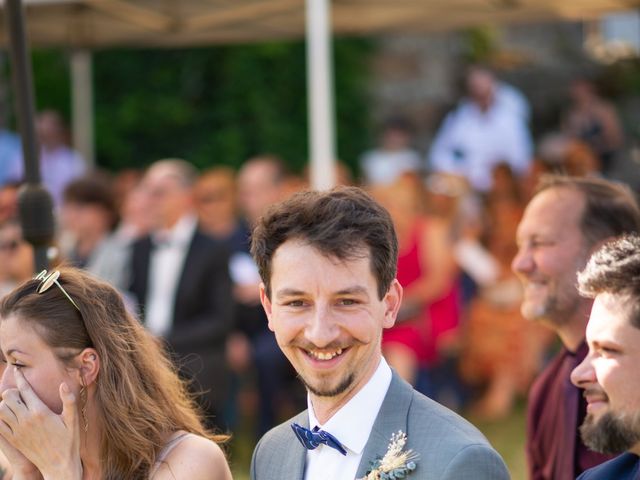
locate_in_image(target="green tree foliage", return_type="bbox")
[29,39,373,175]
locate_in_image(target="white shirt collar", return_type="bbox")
[152,214,197,248]
[307,356,392,455]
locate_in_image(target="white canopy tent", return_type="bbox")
[1,0,635,48]
[0,0,636,188]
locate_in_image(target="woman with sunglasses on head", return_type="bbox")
[0,268,233,480]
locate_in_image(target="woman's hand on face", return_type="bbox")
[0,368,82,480]
[0,432,41,480]
[0,388,41,480]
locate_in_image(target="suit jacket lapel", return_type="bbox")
[131,236,152,315]
[281,411,308,480]
[355,371,413,478]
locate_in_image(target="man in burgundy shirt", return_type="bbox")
[512,175,640,480]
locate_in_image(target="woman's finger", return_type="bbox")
[2,389,26,414]
[59,383,78,433]
[13,368,45,410]
[0,401,18,430]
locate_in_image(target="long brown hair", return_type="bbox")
[0,268,225,479]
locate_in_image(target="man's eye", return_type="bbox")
[339,299,357,306]
[286,300,305,307]
[10,363,24,369]
[599,347,618,355]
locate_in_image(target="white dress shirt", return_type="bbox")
[304,357,392,480]
[429,99,532,192]
[145,214,197,337]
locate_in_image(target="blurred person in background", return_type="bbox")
[459,164,553,420]
[60,173,119,270]
[233,155,301,436]
[371,175,461,398]
[194,166,258,430]
[563,77,624,175]
[238,155,287,229]
[537,134,602,178]
[512,175,640,480]
[60,172,150,292]
[7,110,86,206]
[195,167,249,248]
[571,235,640,480]
[0,109,20,188]
[359,117,422,186]
[429,65,532,193]
[0,220,34,297]
[0,183,19,225]
[128,159,233,430]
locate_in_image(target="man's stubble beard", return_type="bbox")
[301,372,355,398]
[523,246,590,329]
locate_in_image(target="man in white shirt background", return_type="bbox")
[428,65,532,193]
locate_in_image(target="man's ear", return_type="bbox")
[76,348,100,387]
[382,279,403,329]
[259,283,275,332]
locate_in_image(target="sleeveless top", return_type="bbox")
[149,432,193,478]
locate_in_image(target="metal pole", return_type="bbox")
[4,0,55,272]
[71,49,95,168]
[4,0,39,184]
[306,0,336,190]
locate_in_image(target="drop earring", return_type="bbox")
[80,377,88,433]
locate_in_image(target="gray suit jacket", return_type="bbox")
[251,371,510,479]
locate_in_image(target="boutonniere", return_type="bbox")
[360,430,418,480]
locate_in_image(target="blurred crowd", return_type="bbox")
[0,63,635,446]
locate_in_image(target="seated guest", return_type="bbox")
[60,173,119,269]
[571,235,640,479]
[128,159,233,430]
[0,268,232,479]
[0,220,34,297]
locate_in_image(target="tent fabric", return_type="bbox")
[0,0,634,48]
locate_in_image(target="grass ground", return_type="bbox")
[228,399,528,480]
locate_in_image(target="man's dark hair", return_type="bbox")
[63,173,119,230]
[536,175,640,247]
[578,234,640,329]
[250,186,398,299]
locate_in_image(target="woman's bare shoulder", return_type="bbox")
[152,434,232,480]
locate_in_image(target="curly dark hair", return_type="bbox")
[578,234,640,329]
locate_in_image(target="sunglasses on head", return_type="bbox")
[34,270,80,311]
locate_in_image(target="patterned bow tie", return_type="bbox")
[291,422,347,456]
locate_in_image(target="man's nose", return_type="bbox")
[304,304,340,348]
[511,245,533,275]
[571,355,596,388]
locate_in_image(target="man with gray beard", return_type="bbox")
[512,175,640,480]
[571,235,640,479]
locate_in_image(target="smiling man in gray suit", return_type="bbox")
[249,187,509,480]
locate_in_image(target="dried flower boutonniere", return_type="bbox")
[360,430,418,480]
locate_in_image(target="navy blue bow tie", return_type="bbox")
[291,422,347,456]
